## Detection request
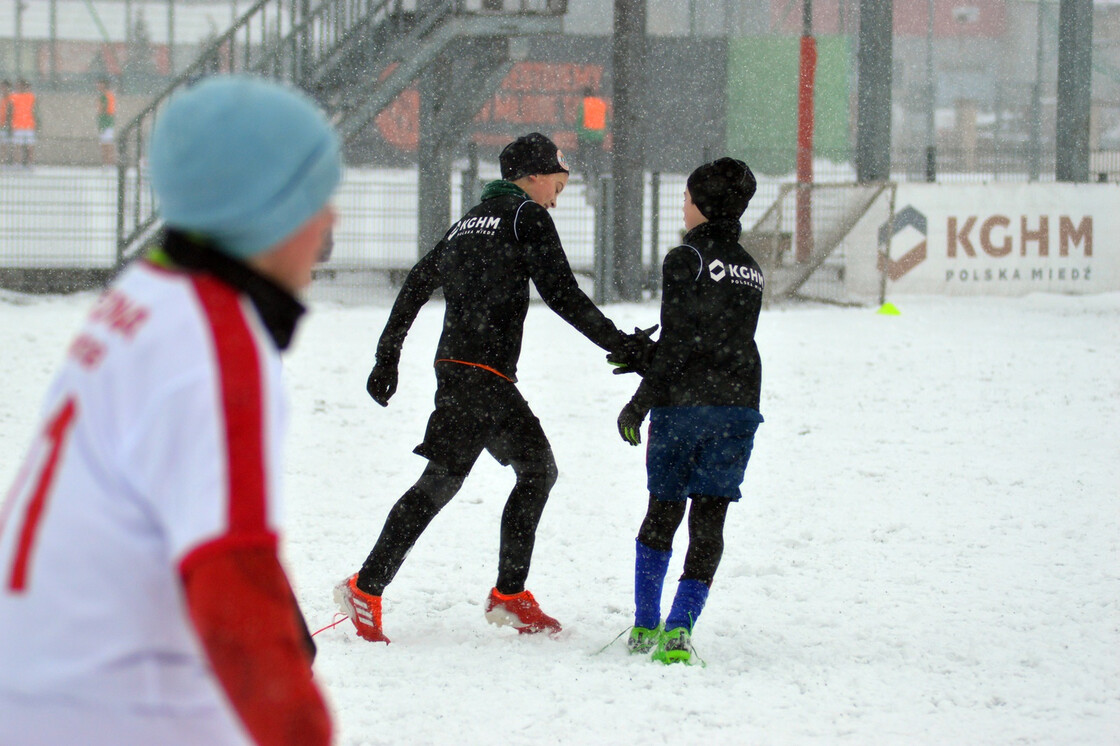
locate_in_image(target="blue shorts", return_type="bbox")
[646,406,763,502]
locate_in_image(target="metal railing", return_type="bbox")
[4,164,600,301]
[112,0,567,265]
[114,0,397,261]
[5,156,1118,299]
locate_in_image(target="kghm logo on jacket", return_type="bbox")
[448,215,501,242]
[708,259,764,290]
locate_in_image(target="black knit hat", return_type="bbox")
[686,157,757,221]
[500,132,570,181]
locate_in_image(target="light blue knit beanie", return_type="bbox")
[149,75,341,258]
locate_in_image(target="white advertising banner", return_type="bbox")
[847,183,1120,297]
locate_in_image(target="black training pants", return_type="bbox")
[358,364,558,596]
[635,494,731,586]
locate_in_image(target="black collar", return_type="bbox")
[159,231,306,351]
[684,219,742,245]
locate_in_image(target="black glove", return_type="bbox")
[366,363,398,406]
[607,325,659,376]
[617,400,648,446]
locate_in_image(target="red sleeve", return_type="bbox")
[181,539,332,746]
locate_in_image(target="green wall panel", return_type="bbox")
[727,36,852,176]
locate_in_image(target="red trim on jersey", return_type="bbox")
[179,531,278,579]
[435,358,514,382]
[190,276,269,535]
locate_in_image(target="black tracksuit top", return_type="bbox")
[633,219,764,411]
[375,182,625,382]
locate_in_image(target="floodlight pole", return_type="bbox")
[49,0,59,87]
[14,1,25,78]
[1029,0,1045,181]
[856,0,892,183]
[611,0,646,301]
[168,0,176,75]
[1055,0,1092,182]
[924,0,936,182]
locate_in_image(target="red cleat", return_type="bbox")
[484,588,562,635]
[334,574,390,643]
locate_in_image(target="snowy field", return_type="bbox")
[1,289,1118,745]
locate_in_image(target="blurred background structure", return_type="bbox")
[0,0,1117,300]
[1,0,1116,173]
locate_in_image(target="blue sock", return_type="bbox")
[665,578,710,632]
[634,540,671,630]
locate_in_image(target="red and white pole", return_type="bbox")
[796,0,816,263]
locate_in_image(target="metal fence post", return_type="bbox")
[1055,0,1092,182]
[648,171,660,291]
[594,174,615,305]
[461,142,479,211]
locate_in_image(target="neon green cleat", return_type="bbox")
[627,625,661,654]
[652,626,692,665]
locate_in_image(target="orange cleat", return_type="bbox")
[333,574,390,644]
[484,588,562,635]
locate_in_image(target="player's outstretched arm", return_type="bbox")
[520,203,627,352]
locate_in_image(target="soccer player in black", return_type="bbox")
[614,158,764,664]
[336,133,649,642]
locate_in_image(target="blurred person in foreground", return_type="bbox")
[612,157,764,665]
[336,132,652,643]
[0,75,339,745]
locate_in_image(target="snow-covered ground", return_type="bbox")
[1,289,1117,745]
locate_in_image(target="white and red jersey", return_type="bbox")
[0,259,289,745]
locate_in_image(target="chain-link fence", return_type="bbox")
[2,151,1118,300]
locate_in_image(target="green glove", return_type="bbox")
[617,400,646,446]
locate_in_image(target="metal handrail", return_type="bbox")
[115,0,398,263]
[115,0,567,264]
[115,0,296,264]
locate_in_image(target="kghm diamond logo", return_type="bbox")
[878,205,928,280]
[708,259,726,281]
[706,257,764,289]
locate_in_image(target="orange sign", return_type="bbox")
[376,62,606,153]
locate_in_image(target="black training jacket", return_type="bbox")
[375,181,625,382]
[632,219,764,411]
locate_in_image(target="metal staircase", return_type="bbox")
[114,0,566,264]
[747,182,892,305]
